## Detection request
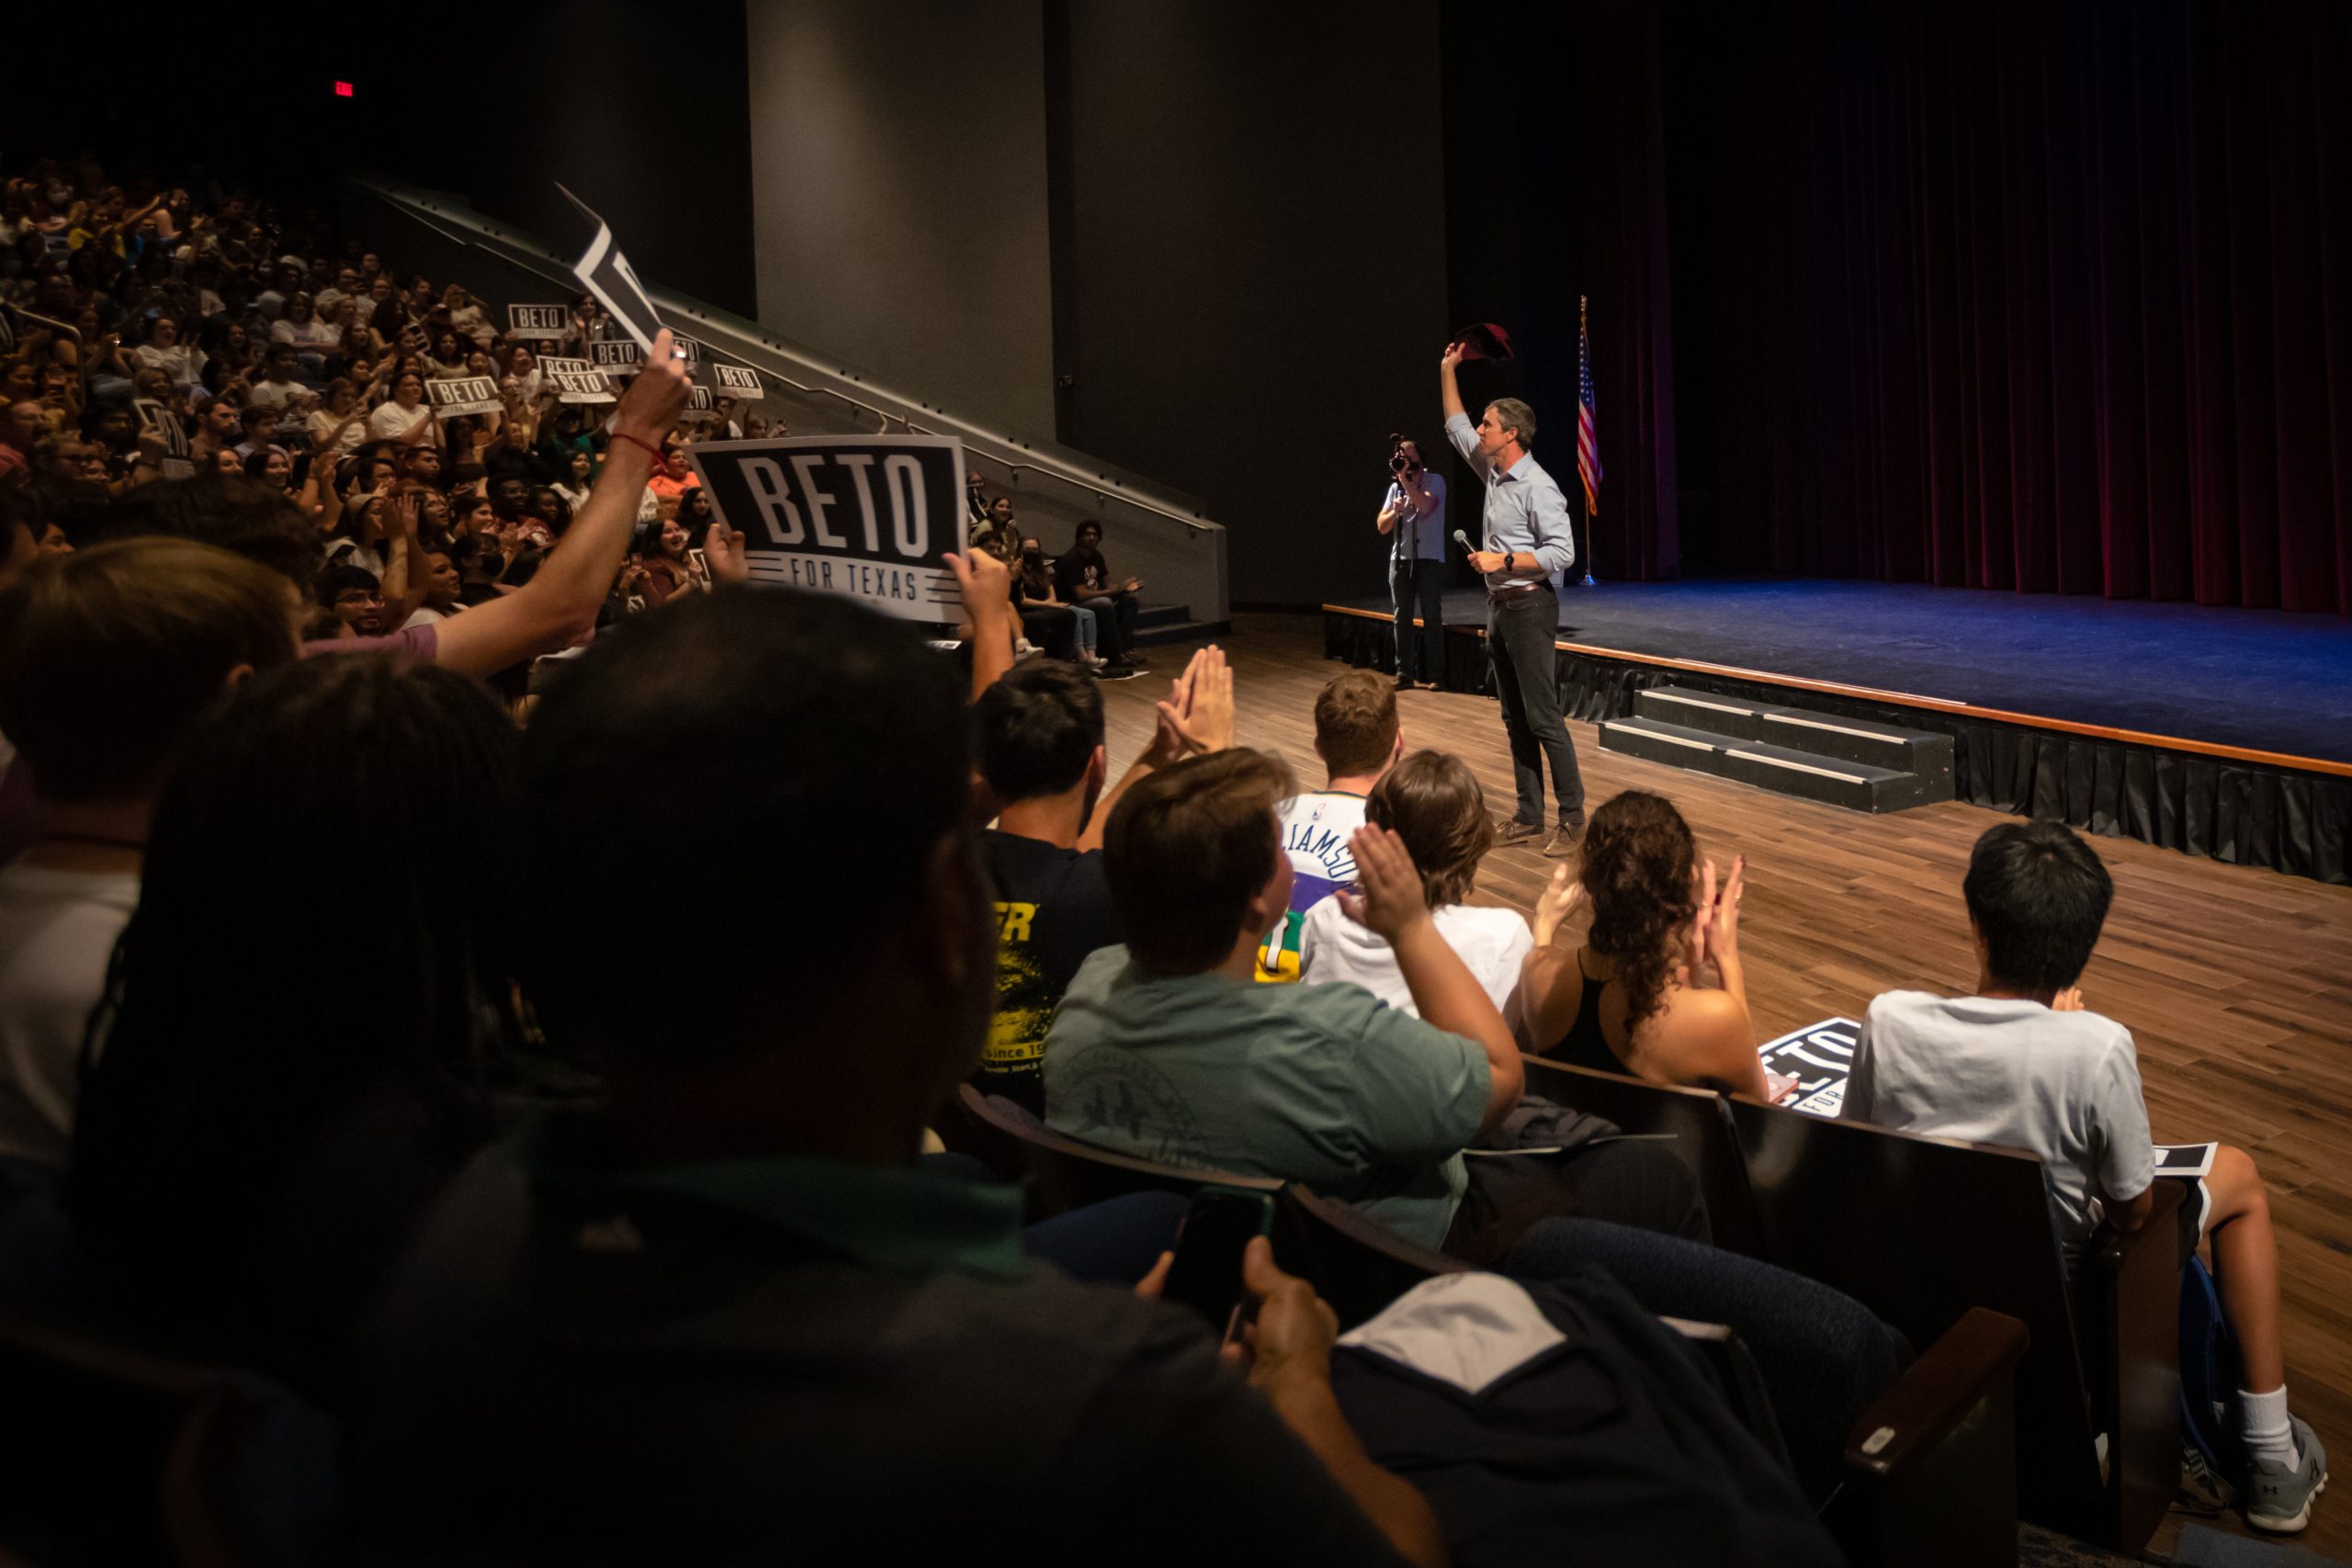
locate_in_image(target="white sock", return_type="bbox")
[2239,1385,2299,1467]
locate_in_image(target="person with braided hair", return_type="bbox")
[1520,789,1791,1102]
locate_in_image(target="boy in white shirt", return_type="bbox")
[1300,750,1528,1026]
[1255,670,1399,982]
[1845,820,2324,1533]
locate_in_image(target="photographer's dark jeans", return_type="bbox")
[1389,555,1446,682]
[1486,584,1585,827]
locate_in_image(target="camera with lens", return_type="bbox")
[1387,432,1420,477]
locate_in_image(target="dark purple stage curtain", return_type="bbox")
[1701,0,2352,614]
[1567,0,1680,581]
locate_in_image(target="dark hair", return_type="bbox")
[96,472,324,586]
[1103,749,1295,975]
[68,656,538,1382]
[1962,821,2113,995]
[1366,750,1492,908]
[520,589,969,1068]
[1313,669,1399,777]
[1577,790,1697,1031]
[527,486,572,534]
[977,662,1104,802]
[0,538,296,802]
[241,446,282,480]
[315,562,381,607]
[0,475,108,551]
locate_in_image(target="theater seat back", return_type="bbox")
[1721,1100,2111,1532]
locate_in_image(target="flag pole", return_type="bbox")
[1578,296,1599,588]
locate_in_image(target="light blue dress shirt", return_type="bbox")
[1445,412,1576,591]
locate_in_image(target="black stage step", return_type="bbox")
[1600,689,1954,813]
[1632,685,1955,778]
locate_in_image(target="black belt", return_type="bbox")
[1486,581,1552,605]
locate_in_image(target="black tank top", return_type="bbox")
[1545,948,1625,1075]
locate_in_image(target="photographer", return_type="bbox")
[1377,436,1447,691]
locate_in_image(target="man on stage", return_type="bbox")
[1379,438,1447,691]
[1441,343,1584,851]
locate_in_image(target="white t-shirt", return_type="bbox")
[368,400,437,445]
[1256,790,1370,982]
[272,318,340,349]
[245,378,314,414]
[0,862,141,1169]
[309,407,367,455]
[130,342,201,389]
[1299,898,1530,1028]
[1843,990,2156,1265]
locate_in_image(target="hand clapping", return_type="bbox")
[1336,825,1430,944]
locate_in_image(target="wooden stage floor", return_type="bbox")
[1103,612,2352,1561]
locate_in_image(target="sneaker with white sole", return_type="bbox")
[2246,1416,2326,1533]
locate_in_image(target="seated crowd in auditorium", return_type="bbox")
[0,152,2327,1562]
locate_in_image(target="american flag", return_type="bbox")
[1577,305,1601,514]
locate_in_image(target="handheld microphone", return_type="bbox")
[1453,530,1475,554]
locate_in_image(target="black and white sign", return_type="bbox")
[556,183,668,355]
[507,304,571,341]
[713,363,761,397]
[134,397,195,479]
[590,339,641,374]
[538,355,590,376]
[678,387,721,423]
[550,369,617,405]
[671,335,705,367]
[427,376,504,419]
[685,435,969,623]
[1758,1017,1859,1118]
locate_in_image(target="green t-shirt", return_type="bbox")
[1041,947,1492,1248]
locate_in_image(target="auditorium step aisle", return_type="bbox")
[1599,686,1953,813]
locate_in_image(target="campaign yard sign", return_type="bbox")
[508,304,571,341]
[427,377,504,419]
[1758,1017,1859,1118]
[557,183,667,355]
[538,355,591,375]
[686,435,968,623]
[133,397,194,479]
[679,387,721,423]
[712,363,761,397]
[590,339,641,376]
[550,369,616,405]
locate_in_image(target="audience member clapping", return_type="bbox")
[1521,789,1782,1101]
[1299,749,1529,1024]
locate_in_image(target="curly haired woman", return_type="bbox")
[1521,789,1786,1100]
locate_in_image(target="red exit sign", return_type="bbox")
[333,81,354,98]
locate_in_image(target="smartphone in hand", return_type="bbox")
[1160,1187,1274,1341]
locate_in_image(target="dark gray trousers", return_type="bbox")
[1486,583,1585,828]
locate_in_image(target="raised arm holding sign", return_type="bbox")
[558,183,673,355]
[425,327,693,678]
